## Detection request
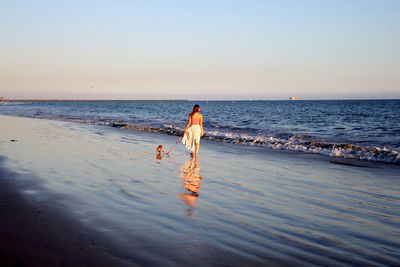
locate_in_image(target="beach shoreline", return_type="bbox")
[1,115,399,266]
[1,100,398,164]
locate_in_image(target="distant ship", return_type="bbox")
[290,97,300,100]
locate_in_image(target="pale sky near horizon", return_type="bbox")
[0,0,399,100]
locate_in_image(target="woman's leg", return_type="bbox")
[195,142,200,155]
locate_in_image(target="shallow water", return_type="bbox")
[1,116,399,266]
[1,100,399,163]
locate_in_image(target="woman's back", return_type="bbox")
[191,114,201,125]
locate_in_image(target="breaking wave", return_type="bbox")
[69,118,399,164]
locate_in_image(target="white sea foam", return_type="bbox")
[110,123,400,164]
[18,116,400,164]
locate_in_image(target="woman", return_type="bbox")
[182,104,204,156]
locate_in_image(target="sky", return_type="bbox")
[0,0,399,100]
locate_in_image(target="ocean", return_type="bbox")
[1,99,399,163]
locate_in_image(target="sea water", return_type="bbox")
[1,99,399,163]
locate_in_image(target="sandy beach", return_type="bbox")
[1,115,399,266]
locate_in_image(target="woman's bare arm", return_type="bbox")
[200,115,204,136]
[184,115,191,134]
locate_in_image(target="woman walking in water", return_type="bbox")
[182,104,204,156]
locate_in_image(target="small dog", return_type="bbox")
[156,145,164,160]
[156,145,163,153]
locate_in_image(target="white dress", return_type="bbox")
[182,125,201,152]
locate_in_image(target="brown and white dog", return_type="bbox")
[156,145,163,153]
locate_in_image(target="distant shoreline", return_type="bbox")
[0,98,399,102]
[0,99,188,102]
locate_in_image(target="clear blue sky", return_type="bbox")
[0,0,399,99]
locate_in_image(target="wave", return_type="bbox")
[110,122,399,164]
[8,114,400,164]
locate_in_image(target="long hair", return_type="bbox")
[190,104,200,118]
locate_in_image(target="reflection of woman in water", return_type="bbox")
[182,105,204,156]
[179,156,203,208]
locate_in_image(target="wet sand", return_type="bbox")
[0,158,132,266]
[0,115,399,266]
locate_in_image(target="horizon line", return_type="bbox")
[0,99,189,101]
[1,98,399,102]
